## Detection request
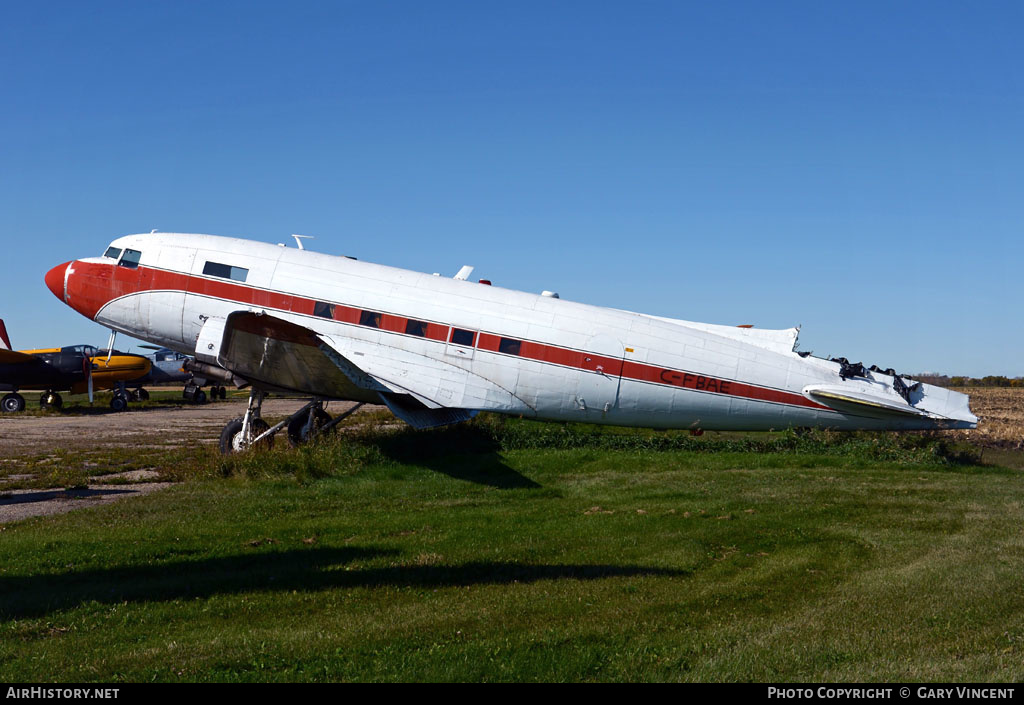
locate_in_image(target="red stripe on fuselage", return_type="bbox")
[70,260,829,412]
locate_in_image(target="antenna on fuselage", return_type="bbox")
[454,265,474,281]
[291,234,314,250]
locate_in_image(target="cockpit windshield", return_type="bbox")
[104,246,122,260]
[62,345,98,357]
[119,249,142,268]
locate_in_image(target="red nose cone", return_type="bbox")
[45,262,71,302]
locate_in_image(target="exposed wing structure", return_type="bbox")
[197,311,534,428]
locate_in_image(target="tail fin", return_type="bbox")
[0,320,10,350]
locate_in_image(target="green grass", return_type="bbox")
[1,419,1022,682]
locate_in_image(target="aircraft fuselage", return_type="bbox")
[44,233,976,431]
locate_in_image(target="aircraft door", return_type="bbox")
[575,333,624,419]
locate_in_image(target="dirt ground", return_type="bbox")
[0,397,369,523]
[0,397,369,457]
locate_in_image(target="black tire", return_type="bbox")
[137,388,150,401]
[287,408,334,446]
[2,393,25,413]
[194,389,207,405]
[218,386,228,400]
[110,394,128,412]
[39,391,62,410]
[219,417,273,454]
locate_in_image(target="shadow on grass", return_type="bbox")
[0,546,689,619]
[373,425,542,490]
[0,487,138,506]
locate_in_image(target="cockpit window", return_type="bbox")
[104,246,122,260]
[64,345,98,357]
[203,261,248,282]
[119,249,142,268]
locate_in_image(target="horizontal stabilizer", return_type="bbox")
[803,384,927,417]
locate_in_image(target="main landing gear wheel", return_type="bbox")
[287,407,334,446]
[2,393,25,413]
[193,389,207,405]
[39,391,63,410]
[110,394,128,412]
[134,388,150,402]
[220,417,273,454]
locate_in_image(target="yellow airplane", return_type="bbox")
[0,320,151,412]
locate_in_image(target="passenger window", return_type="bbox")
[450,328,476,346]
[203,261,248,282]
[359,311,381,328]
[104,246,122,260]
[405,320,427,337]
[498,338,521,356]
[313,301,335,319]
[119,249,142,268]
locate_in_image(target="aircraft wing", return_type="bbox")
[0,349,39,365]
[200,311,534,428]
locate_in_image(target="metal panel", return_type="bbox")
[574,333,624,418]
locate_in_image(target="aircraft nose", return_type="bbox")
[45,261,71,302]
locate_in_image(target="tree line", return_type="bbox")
[914,374,1023,388]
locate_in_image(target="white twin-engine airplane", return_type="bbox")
[44,233,976,452]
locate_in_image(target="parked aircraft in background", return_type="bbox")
[44,233,976,452]
[0,319,151,412]
[129,345,231,404]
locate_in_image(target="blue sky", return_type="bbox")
[1,1,1020,376]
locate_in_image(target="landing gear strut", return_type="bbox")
[218,390,363,454]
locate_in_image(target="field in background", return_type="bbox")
[950,387,1024,450]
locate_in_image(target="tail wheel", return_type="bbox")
[220,417,273,454]
[2,393,25,413]
[287,407,334,446]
